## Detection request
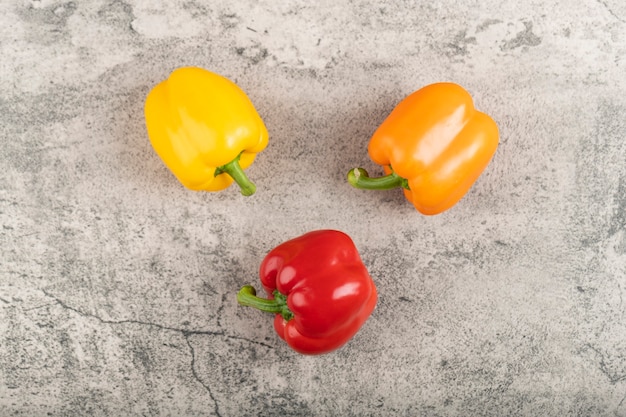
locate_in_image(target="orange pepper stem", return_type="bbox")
[237,285,294,321]
[347,167,410,191]
[215,154,256,196]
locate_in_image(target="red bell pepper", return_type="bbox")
[237,230,377,355]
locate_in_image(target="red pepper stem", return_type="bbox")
[347,167,410,190]
[237,285,294,321]
[215,154,256,196]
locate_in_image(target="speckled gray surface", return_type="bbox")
[1,0,626,416]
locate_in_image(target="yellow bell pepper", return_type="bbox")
[144,66,268,196]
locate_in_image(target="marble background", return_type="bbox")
[1,0,626,416]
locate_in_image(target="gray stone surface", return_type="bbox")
[1,0,626,415]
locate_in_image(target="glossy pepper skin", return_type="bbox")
[348,83,499,215]
[144,66,268,196]
[237,230,377,355]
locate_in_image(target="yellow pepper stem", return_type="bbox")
[215,154,256,196]
[347,167,410,190]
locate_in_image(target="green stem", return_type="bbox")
[347,167,410,190]
[237,285,294,321]
[215,154,256,196]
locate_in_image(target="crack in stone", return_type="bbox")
[185,335,222,417]
[38,289,275,414]
[41,289,204,332]
[40,289,275,348]
[215,293,227,329]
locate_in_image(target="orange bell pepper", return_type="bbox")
[347,83,499,215]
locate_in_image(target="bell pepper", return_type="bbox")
[347,82,499,215]
[237,230,377,355]
[144,66,268,196]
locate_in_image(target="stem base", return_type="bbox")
[347,167,410,190]
[215,153,256,196]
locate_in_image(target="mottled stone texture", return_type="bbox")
[1,0,625,416]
